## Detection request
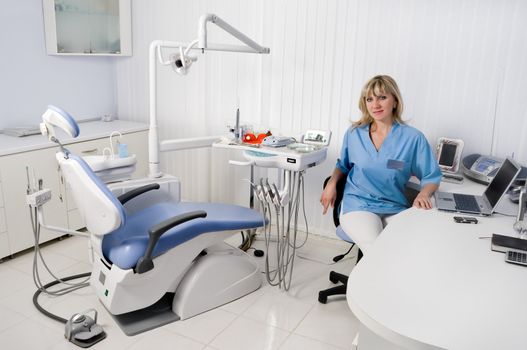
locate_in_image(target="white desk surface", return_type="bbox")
[0,120,148,157]
[347,179,527,350]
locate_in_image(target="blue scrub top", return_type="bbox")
[336,123,442,215]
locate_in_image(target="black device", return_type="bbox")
[453,216,478,224]
[491,233,527,253]
[505,250,527,266]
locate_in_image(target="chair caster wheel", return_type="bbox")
[318,292,327,304]
[329,271,339,284]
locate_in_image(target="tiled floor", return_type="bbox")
[0,234,360,350]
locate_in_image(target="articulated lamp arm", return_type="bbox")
[198,13,270,54]
[148,14,270,179]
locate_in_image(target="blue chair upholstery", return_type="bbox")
[103,202,264,270]
[64,153,265,271]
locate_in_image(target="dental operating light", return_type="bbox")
[148,13,270,178]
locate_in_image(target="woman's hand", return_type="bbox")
[413,192,433,209]
[320,184,337,215]
[412,183,439,210]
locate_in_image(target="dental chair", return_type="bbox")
[42,106,265,335]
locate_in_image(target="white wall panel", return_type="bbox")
[117,0,527,237]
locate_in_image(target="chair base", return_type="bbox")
[318,249,363,304]
[318,271,348,304]
[110,293,180,336]
[173,242,262,319]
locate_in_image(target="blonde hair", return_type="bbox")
[353,75,405,127]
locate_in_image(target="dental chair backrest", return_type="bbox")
[57,151,126,237]
[40,105,125,238]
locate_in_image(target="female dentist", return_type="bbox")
[320,75,442,254]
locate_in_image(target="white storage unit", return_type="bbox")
[0,120,148,259]
[0,178,10,260]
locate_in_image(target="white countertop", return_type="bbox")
[347,179,526,350]
[0,120,148,157]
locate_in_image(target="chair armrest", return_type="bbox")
[135,210,207,274]
[117,183,160,205]
[323,176,346,227]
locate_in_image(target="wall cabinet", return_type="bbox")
[43,0,132,56]
[0,121,147,259]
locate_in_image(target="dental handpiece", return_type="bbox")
[251,183,266,203]
[271,183,282,207]
[262,179,274,204]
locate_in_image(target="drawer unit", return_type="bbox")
[0,120,148,257]
[0,181,4,207]
[0,207,6,233]
[0,182,7,233]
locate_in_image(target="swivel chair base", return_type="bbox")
[318,249,362,304]
[318,271,348,304]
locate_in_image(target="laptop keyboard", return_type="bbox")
[453,193,481,213]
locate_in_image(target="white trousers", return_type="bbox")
[339,211,395,255]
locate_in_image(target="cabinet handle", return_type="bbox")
[81,148,98,154]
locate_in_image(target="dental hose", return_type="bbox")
[29,205,92,324]
[32,272,91,324]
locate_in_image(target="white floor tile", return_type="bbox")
[164,307,237,344]
[89,321,146,350]
[43,235,91,262]
[0,303,27,333]
[279,333,347,350]
[7,248,80,282]
[0,265,34,299]
[0,285,38,318]
[126,328,204,350]
[294,301,360,349]
[210,316,290,350]
[0,230,358,350]
[0,317,64,350]
[242,289,313,331]
[219,281,269,314]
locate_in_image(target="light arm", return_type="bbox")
[148,14,270,178]
[198,13,270,54]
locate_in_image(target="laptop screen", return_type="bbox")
[484,158,519,207]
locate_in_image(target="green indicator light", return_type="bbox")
[105,289,109,297]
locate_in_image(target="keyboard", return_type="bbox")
[505,250,527,266]
[453,193,480,213]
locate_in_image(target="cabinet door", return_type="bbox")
[0,148,68,253]
[43,0,132,56]
[0,181,9,259]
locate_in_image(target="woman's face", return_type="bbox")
[365,90,396,123]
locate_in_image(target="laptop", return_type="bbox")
[435,157,521,216]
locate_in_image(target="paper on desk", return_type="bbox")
[495,197,519,217]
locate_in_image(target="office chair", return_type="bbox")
[318,176,419,304]
[318,176,361,304]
